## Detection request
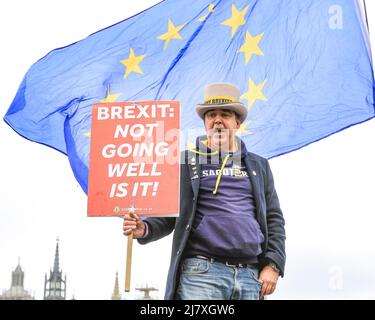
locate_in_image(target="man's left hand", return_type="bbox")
[258,266,279,299]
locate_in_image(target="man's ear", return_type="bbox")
[236,118,241,129]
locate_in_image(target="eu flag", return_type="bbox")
[4,0,374,194]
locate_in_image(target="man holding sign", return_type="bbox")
[124,83,286,300]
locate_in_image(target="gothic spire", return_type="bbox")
[53,237,60,275]
[44,237,66,300]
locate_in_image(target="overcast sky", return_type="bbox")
[0,0,374,300]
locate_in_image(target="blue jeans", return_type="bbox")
[175,257,262,300]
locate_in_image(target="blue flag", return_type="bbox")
[4,0,374,194]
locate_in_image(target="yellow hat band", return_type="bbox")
[204,95,237,104]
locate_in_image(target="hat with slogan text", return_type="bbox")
[196,83,248,123]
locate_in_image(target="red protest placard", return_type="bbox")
[87,101,180,217]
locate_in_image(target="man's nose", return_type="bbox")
[213,115,223,123]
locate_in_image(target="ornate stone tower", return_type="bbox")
[43,238,66,300]
[111,272,122,300]
[0,259,34,300]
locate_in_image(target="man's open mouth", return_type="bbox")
[212,129,228,140]
[213,127,225,133]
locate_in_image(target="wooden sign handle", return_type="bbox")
[125,232,133,292]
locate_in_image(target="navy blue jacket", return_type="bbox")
[138,148,286,300]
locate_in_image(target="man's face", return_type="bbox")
[204,109,240,151]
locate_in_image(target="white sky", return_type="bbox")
[0,0,374,300]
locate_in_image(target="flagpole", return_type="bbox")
[363,0,370,32]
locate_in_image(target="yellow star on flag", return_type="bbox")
[238,121,252,135]
[241,79,268,109]
[157,19,185,49]
[221,4,249,37]
[198,4,215,22]
[101,88,122,103]
[238,31,264,64]
[120,48,146,79]
[84,89,123,137]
